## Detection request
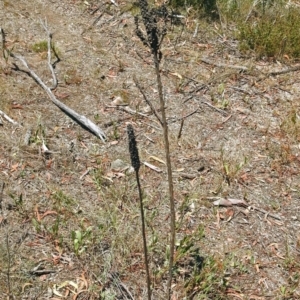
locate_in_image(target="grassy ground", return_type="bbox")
[0,0,300,299]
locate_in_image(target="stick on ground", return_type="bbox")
[1,26,106,142]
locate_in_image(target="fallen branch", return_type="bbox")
[268,64,300,76]
[200,57,249,72]
[12,54,106,142]
[253,64,300,83]
[1,27,106,142]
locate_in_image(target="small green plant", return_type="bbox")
[112,122,120,140]
[31,40,48,53]
[30,121,46,145]
[1,28,14,63]
[216,83,230,109]
[31,40,61,57]
[71,226,93,255]
[48,216,61,239]
[31,217,42,233]
[91,167,110,191]
[8,193,24,215]
[52,190,76,214]
[220,148,247,185]
[185,254,227,298]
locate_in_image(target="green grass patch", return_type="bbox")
[31,40,48,53]
[238,6,300,59]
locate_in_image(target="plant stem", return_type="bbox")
[6,233,12,299]
[136,170,152,300]
[153,52,175,300]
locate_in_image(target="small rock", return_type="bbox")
[111,159,129,171]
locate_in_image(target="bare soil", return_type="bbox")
[0,0,300,299]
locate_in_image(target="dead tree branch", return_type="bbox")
[1,27,106,142]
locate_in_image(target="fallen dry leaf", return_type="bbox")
[11,104,23,109]
[149,155,166,165]
[143,161,162,173]
[41,210,58,219]
[213,198,247,207]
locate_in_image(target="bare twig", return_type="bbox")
[133,76,163,125]
[193,22,199,38]
[82,11,105,34]
[41,20,58,90]
[90,3,103,15]
[143,161,162,173]
[80,167,92,180]
[29,269,56,276]
[200,57,249,72]
[177,119,184,140]
[0,110,21,126]
[23,128,32,145]
[202,101,228,116]
[250,205,282,221]
[169,107,200,123]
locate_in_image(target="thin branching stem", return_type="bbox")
[135,1,175,298]
[153,51,175,300]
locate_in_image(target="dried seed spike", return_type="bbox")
[127,124,141,172]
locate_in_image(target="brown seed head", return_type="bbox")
[127,124,141,172]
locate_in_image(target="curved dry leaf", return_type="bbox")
[170,72,182,79]
[149,155,166,165]
[143,161,162,173]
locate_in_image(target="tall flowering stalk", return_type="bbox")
[127,124,151,300]
[135,2,175,299]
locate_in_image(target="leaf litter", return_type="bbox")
[0,0,300,299]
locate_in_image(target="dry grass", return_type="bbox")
[0,0,300,299]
